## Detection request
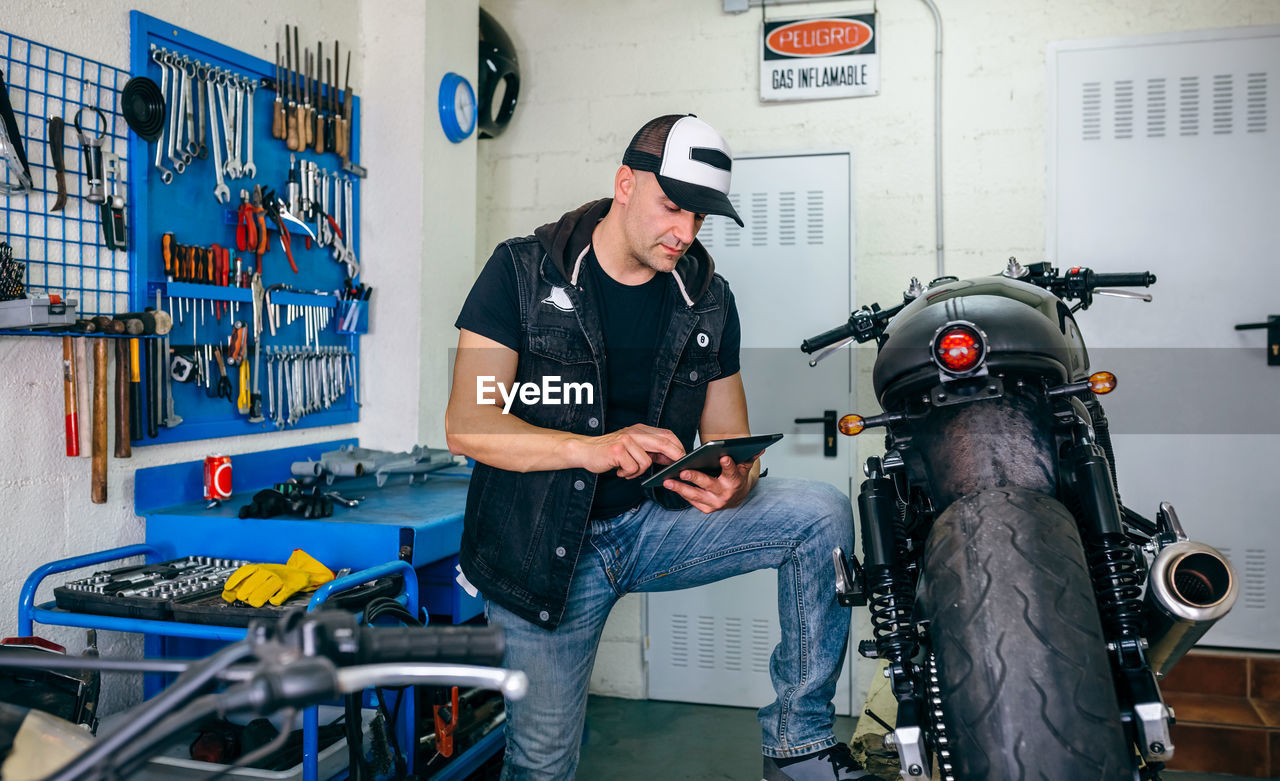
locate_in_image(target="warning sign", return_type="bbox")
[760,14,879,102]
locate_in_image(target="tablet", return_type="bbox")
[640,433,783,489]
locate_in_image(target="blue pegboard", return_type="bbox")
[127,12,363,444]
[0,28,132,316]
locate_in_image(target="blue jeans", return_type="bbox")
[486,477,855,780]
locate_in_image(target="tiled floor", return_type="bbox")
[576,695,1256,780]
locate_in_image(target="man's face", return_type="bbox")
[620,170,707,273]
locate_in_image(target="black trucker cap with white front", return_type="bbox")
[621,114,745,227]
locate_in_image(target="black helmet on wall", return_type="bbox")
[478,7,520,139]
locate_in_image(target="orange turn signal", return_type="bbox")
[838,414,866,436]
[1089,371,1117,394]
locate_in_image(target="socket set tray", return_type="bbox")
[54,555,401,625]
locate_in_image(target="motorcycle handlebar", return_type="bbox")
[1091,271,1157,288]
[800,320,856,354]
[357,624,505,667]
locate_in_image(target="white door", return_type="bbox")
[1048,27,1280,649]
[647,152,860,713]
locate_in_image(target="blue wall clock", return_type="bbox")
[438,72,477,143]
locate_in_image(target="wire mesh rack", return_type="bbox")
[0,29,131,317]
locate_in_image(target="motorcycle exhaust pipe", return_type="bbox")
[1143,541,1238,678]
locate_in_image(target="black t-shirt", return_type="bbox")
[455,248,741,519]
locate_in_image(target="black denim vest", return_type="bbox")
[460,237,731,629]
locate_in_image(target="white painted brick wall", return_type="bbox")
[475,0,1280,700]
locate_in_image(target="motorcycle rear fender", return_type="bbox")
[874,277,1090,407]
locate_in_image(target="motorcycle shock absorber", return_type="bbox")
[858,461,919,678]
[1067,442,1145,651]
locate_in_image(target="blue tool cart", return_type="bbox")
[18,440,498,780]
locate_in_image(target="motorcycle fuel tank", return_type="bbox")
[873,276,1090,405]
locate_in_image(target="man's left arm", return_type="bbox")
[659,372,762,513]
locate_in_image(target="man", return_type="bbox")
[447,114,876,781]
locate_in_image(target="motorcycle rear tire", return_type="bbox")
[918,487,1131,780]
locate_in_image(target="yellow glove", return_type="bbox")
[221,564,311,607]
[285,549,335,588]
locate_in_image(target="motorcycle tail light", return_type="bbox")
[1089,371,1117,394]
[934,325,984,374]
[838,414,865,436]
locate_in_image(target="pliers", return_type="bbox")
[260,187,299,274]
[211,347,234,401]
[235,190,258,253]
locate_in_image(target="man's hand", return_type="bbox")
[573,424,686,479]
[663,453,760,514]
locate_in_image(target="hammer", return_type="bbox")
[91,338,108,503]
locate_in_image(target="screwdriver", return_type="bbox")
[285,26,299,152]
[162,232,174,282]
[294,26,306,153]
[273,42,285,140]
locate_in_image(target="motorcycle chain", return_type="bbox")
[927,652,957,781]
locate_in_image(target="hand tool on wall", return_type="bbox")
[194,67,208,161]
[90,338,107,503]
[228,321,247,366]
[285,26,299,151]
[47,116,68,211]
[63,335,80,456]
[100,152,127,251]
[75,336,90,457]
[332,42,343,153]
[162,335,182,429]
[0,68,32,193]
[294,26,307,152]
[128,337,143,441]
[91,315,124,335]
[302,51,312,149]
[249,273,264,422]
[261,189,299,274]
[162,232,175,281]
[342,49,352,163]
[272,43,284,140]
[253,185,268,274]
[147,337,161,438]
[73,107,107,204]
[333,42,345,160]
[204,69,230,204]
[237,359,250,414]
[236,191,258,255]
[243,78,258,179]
[313,44,326,154]
[212,346,233,402]
[113,338,130,458]
[149,48,175,184]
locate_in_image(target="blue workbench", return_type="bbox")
[18,439,498,780]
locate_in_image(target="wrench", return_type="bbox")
[162,53,187,174]
[343,178,359,275]
[150,47,174,184]
[216,76,241,179]
[243,80,258,179]
[195,66,209,160]
[205,69,230,203]
[231,78,246,178]
[182,57,198,157]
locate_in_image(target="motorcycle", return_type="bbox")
[801,259,1238,781]
[0,612,522,780]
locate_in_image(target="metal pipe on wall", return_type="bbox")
[920,0,944,277]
